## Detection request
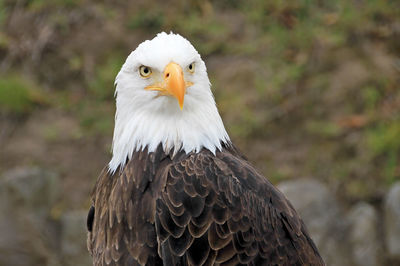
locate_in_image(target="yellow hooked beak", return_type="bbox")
[145,62,193,110]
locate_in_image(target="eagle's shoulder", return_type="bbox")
[169,145,294,213]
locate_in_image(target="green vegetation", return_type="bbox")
[88,54,125,100]
[127,8,165,31]
[27,0,83,10]
[367,119,400,184]
[0,75,47,114]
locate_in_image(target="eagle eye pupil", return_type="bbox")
[188,63,195,73]
[139,66,152,77]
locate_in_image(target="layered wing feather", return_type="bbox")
[156,148,324,265]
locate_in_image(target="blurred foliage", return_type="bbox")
[0,0,6,26]
[26,0,83,10]
[367,119,400,184]
[0,75,48,113]
[0,0,399,202]
[88,53,125,100]
[127,8,165,31]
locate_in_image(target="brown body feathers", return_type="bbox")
[87,144,324,265]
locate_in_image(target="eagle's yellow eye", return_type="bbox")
[188,62,195,73]
[139,65,152,78]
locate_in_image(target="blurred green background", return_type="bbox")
[0,0,399,265]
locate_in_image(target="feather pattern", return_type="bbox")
[87,144,325,265]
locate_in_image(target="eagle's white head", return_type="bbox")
[109,32,230,172]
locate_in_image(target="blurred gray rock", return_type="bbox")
[385,181,400,259]
[0,167,59,217]
[0,167,61,266]
[278,179,352,266]
[61,210,92,266]
[348,202,382,266]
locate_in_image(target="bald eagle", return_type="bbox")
[87,32,324,266]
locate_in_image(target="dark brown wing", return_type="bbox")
[87,147,169,266]
[156,148,325,266]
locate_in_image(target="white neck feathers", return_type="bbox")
[108,83,230,173]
